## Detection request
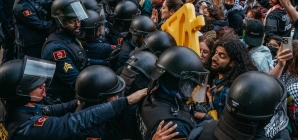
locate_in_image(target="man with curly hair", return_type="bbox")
[208,37,257,116]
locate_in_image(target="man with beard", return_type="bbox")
[208,37,257,117]
[41,0,105,104]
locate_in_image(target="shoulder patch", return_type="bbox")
[22,10,32,17]
[86,138,101,140]
[34,116,49,126]
[110,45,117,49]
[64,62,73,73]
[53,50,66,60]
[117,38,123,45]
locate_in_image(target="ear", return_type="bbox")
[169,9,175,15]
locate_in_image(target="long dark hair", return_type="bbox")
[207,5,225,21]
[209,38,257,86]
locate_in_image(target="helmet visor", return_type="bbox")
[179,71,209,102]
[57,1,89,27]
[17,56,56,97]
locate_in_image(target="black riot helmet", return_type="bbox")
[75,65,125,103]
[120,51,157,94]
[211,71,288,140]
[0,57,56,101]
[149,46,209,102]
[82,0,100,12]
[51,0,89,27]
[129,15,156,48]
[141,31,177,56]
[81,10,101,37]
[226,71,287,120]
[114,1,140,21]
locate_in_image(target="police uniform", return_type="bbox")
[85,38,115,60]
[105,21,128,45]
[0,0,15,63]
[42,30,108,103]
[109,36,135,72]
[13,0,52,59]
[72,116,126,140]
[137,87,196,140]
[6,98,129,140]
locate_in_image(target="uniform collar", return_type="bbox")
[55,30,76,44]
[11,104,42,115]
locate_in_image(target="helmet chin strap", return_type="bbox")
[27,95,44,104]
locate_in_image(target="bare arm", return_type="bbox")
[279,0,298,23]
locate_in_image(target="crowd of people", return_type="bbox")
[0,0,297,139]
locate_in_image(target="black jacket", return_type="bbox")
[13,0,51,47]
[212,19,229,34]
[264,8,292,42]
[227,9,245,36]
[8,98,128,140]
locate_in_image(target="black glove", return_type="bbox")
[109,46,122,61]
[195,102,211,113]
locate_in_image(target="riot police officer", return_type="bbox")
[0,57,147,140]
[74,65,148,140]
[105,0,140,45]
[137,46,210,140]
[13,0,52,58]
[80,10,116,61]
[0,0,15,63]
[130,30,177,57]
[188,71,290,140]
[118,51,158,139]
[109,15,156,72]
[41,0,106,103]
[120,51,158,95]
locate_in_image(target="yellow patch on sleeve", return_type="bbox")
[64,62,73,73]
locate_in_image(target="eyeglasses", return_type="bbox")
[267,43,279,48]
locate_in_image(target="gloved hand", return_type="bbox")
[109,46,121,61]
[195,102,211,113]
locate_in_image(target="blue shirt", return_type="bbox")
[211,78,230,117]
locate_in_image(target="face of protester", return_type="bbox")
[161,0,175,19]
[200,41,210,65]
[224,0,234,10]
[62,17,81,37]
[211,46,233,74]
[29,83,46,102]
[203,8,210,17]
[268,39,280,49]
[225,0,234,5]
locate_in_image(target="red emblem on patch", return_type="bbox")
[86,138,101,140]
[34,116,49,126]
[22,10,32,17]
[110,45,117,49]
[53,50,66,60]
[117,38,123,45]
